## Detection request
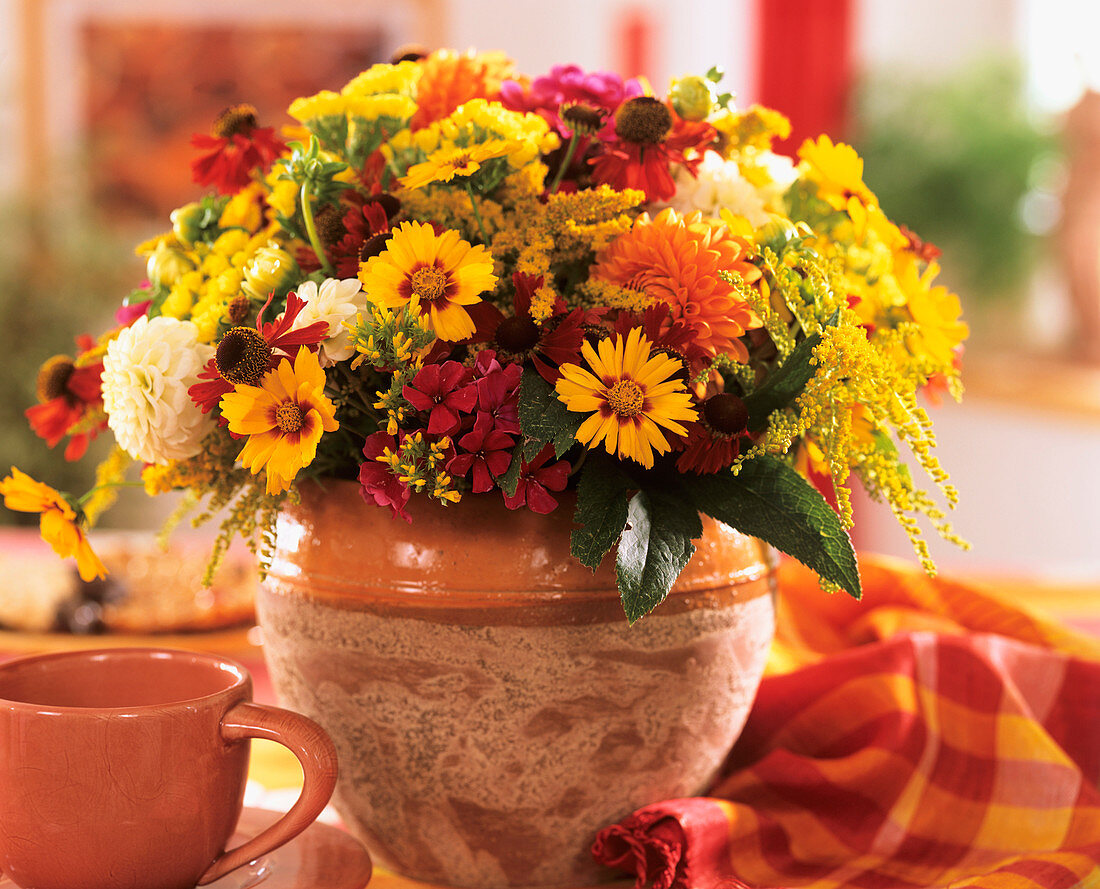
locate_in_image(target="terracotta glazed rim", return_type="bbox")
[263,480,778,626]
[0,647,250,713]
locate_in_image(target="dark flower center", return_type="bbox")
[410,266,448,303]
[226,295,253,324]
[313,205,346,246]
[560,102,607,136]
[36,355,75,402]
[275,402,304,433]
[495,315,541,353]
[211,104,259,139]
[607,379,645,417]
[703,393,748,436]
[215,327,271,385]
[390,44,428,63]
[360,231,393,262]
[364,193,402,221]
[614,97,672,145]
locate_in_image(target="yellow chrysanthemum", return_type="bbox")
[556,327,698,469]
[0,468,106,581]
[219,348,339,495]
[798,134,877,212]
[358,221,497,342]
[341,60,421,97]
[400,140,514,190]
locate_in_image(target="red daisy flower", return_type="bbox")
[190,104,285,196]
[26,335,106,462]
[297,192,400,278]
[590,98,716,202]
[502,444,570,514]
[475,273,586,384]
[188,293,329,414]
[675,393,750,475]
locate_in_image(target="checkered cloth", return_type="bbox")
[593,556,1100,889]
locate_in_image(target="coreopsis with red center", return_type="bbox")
[8,50,968,617]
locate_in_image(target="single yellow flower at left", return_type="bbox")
[0,468,106,581]
[219,348,339,495]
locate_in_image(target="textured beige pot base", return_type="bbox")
[258,481,777,888]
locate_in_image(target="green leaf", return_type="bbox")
[570,453,634,570]
[682,455,860,598]
[498,444,524,498]
[616,488,701,624]
[518,371,583,459]
[740,310,840,432]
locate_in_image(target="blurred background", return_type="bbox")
[2,0,1099,586]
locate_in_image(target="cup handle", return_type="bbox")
[197,701,338,885]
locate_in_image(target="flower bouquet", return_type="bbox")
[3,49,967,623]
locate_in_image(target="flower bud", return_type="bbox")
[146,241,195,289]
[669,75,713,122]
[755,214,799,253]
[170,202,206,245]
[242,243,299,300]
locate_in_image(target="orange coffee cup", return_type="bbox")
[0,648,338,889]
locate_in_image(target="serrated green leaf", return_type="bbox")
[741,311,840,432]
[616,489,700,624]
[681,455,860,598]
[570,454,634,570]
[518,372,583,458]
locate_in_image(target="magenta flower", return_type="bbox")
[358,431,411,522]
[500,64,646,138]
[471,351,522,435]
[403,361,478,436]
[448,415,515,493]
[502,445,570,515]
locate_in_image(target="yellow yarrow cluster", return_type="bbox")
[384,98,559,175]
[342,60,421,98]
[375,432,462,505]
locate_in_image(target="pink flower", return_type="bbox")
[358,432,411,521]
[500,65,645,138]
[503,445,570,514]
[471,351,522,435]
[403,361,478,436]
[448,415,515,493]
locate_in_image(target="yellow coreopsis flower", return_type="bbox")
[0,468,106,581]
[798,134,877,213]
[400,140,514,190]
[555,327,698,469]
[358,221,497,342]
[219,348,339,495]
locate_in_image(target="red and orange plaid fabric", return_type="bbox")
[593,555,1100,889]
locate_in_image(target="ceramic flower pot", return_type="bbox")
[257,479,776,889]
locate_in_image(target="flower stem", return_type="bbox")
[300,181,336,277]
[75,481,145,507]
[548,132,580,194]
[464,181,490,245]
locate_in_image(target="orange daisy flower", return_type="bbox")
[0,468,106,581]
[410,49,515,130]
[592,208,763,361]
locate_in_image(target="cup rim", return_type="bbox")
[0,646,250,713]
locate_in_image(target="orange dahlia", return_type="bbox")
[592,208,763,361]
[410,50,515,130]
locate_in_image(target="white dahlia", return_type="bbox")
[286,277,369,366]
[101,315,215,464]
[656,151,798,227]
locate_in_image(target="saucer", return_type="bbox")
[0,807,372,889]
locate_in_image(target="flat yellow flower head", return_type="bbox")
[358,221,497,343]
[798,134,877,212]
[0,468,106,581]
[219,349,339,495]
[555,328,699,469]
